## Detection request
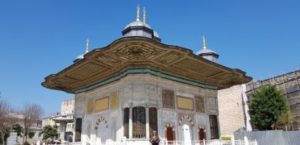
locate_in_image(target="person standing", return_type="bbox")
[150,131,160,145]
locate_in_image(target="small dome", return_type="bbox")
[121,6,161,41]
[124,21,152,30]
[74,39,90,62]
[197,36,219,63]
[153,31,159,38]
[76,54,84,60]
[196,48,218,55]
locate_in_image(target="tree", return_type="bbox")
[275,109,296,130]
[0,99,12,145]
[28,132,35,139]
[248,84,289,130]
[12,124,23,137]
[40,125,58,143]
[23,104,43,143]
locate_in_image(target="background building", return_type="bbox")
[42,98,75,142]
[217,85,247,136]
[7,112,42,144]
[246,69,300,130]
[218,69,300,137]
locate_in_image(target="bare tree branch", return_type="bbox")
[23,104,44,143]
[0,99,11,145]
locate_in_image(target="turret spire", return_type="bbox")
[143,7,146,23]
[136,5,140,21]
[202,35,207,49]
[85,38,90,54]
[197,35,219,63]
[74,38,90,62]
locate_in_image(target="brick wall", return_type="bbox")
[218,85,245,136]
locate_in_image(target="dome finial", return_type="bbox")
[136,5,140,21]
[143,7,146,23]
[85,38,90,54]
[202,35,207,49]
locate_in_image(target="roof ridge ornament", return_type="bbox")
[143,7,146,23]
[136,5,140,21]
[85,38,90,54]
[202,35,207,50]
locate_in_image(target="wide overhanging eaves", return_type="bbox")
[42,37,252,93]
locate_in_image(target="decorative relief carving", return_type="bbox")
[173,58,219,76]
[54,76,78,84]
[164,122,176,132]
[94,116,108,130]
[68,62,107,80]
[155,51,184,64]
[96,54,120,66]
[165,122,175,131]
[178,113,194,126]
[145,84,158,101]
[112,44,165,60]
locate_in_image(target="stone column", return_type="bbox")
[146,107,150,139]
[72,122,76,142]
[129,107,133,139]
[60,122,66,141]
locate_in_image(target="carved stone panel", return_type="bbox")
[87,98,94,114]
[110,92,119,109]
[162,89,175,109]
[177,96,194,110]
[206,97,218,114]
[195,96,205,113]
[95,97,109,112]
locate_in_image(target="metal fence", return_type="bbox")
[39,139,257,145]
[234,130,300,145]
[69,139,257,145]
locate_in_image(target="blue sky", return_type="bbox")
[0,0,299,115]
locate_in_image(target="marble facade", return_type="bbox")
[74,74,219,145]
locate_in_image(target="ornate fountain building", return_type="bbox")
[42,6,251,145]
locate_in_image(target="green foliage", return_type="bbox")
[28,132,35,139]
[41,125,58,141]
[249,84,289,130]
[276,109,295,130]
[12,124,23,136]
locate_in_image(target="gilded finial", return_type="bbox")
[202,35,207,49]
[85,38,90,54]
[136,5,140,21]
[143,7,146,23]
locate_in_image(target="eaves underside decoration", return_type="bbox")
[42,37,252,93]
